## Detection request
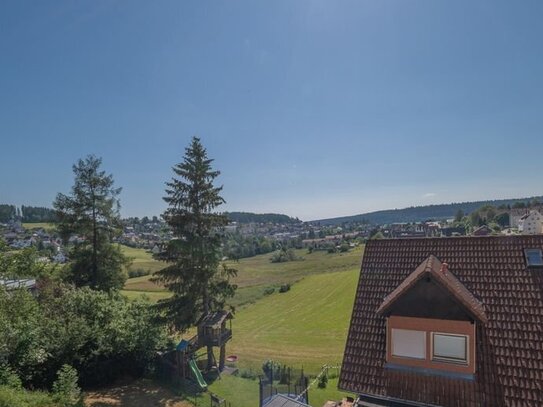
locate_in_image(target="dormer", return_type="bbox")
[377,255,486,377]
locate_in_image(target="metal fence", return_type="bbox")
[259,366,309,407]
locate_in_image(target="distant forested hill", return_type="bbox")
[225,211,300,224]
[313,196,543,226]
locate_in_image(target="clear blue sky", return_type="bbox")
[1,1,542,220]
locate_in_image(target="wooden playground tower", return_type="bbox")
[177,310,233,388]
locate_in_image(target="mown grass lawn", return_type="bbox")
[227,267,360,373]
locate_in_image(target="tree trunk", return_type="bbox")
[92,189,98,287]
[203,284,214,370]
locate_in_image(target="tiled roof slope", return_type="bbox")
[339,236,543,407]
[376,255,487,324]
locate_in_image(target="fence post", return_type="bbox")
[259,377,262,407]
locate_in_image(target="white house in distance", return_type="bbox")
[519,210,543,235]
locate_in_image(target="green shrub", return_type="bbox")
[238,368,258,380]
[128,268,150,278]
[261,360,281,381]
[0,283,169,389]
[0,386,57,407]
[0,365,22,389]
[317,372,328,388]
[279,284,290,293]
[263,287,275,296]
[270,248,302,263]
[52,365,82,407]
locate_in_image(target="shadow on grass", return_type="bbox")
[84,377,201,407]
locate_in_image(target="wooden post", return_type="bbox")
[219,343,226,371]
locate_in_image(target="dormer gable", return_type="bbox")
[377,255,487,324]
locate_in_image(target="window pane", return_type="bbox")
[433,334,467,362]
[525,249,543,266]
[392,329,426,359]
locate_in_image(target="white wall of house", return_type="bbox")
[519,210,543,235]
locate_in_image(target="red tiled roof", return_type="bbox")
[339,236,543,407]
[376,254,487,324]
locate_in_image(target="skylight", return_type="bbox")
[525,249,543,266]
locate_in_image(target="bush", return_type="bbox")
[317,372,328,389]
[270,248,302,263]
[279,284,290,293]
[0,365,22,389]
[261,360,281,381]
[263,287,275,296]
[52,365,82,407]
[238,368,258,380]
[0,283,169,389]
[0,386,56,407]
[128,268,150,278]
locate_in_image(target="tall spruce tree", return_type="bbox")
[153,137,237,368]
[54,155,128,290]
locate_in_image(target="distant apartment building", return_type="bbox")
[519,210,543,235]
[510,205,543,228]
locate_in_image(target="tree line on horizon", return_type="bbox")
[315,196,543,226]
[0,205,57,223]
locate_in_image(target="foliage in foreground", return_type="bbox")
[0,385,57,407]
[0,242,56,279]
[0,283,169,389]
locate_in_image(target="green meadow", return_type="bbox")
[122,245,363,308]
[22,222,56,232]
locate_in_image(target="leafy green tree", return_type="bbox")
[0,244,53,279]
[0,281,168,389]
[53,156,128,290]
[153,137,237,369]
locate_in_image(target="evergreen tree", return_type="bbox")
[454,209,464,223]
[53,155,128,290]
[153,137,237,368]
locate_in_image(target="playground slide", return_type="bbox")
[189,359,207,390]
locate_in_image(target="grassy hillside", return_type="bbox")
[120,245,165,275]
[122,246,363,308]
[22,222,56,232]
[227,268,359,372]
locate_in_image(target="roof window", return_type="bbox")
[525,249,543,266]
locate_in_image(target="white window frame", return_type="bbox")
[431,332,468,365]
[525,249,543,266]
